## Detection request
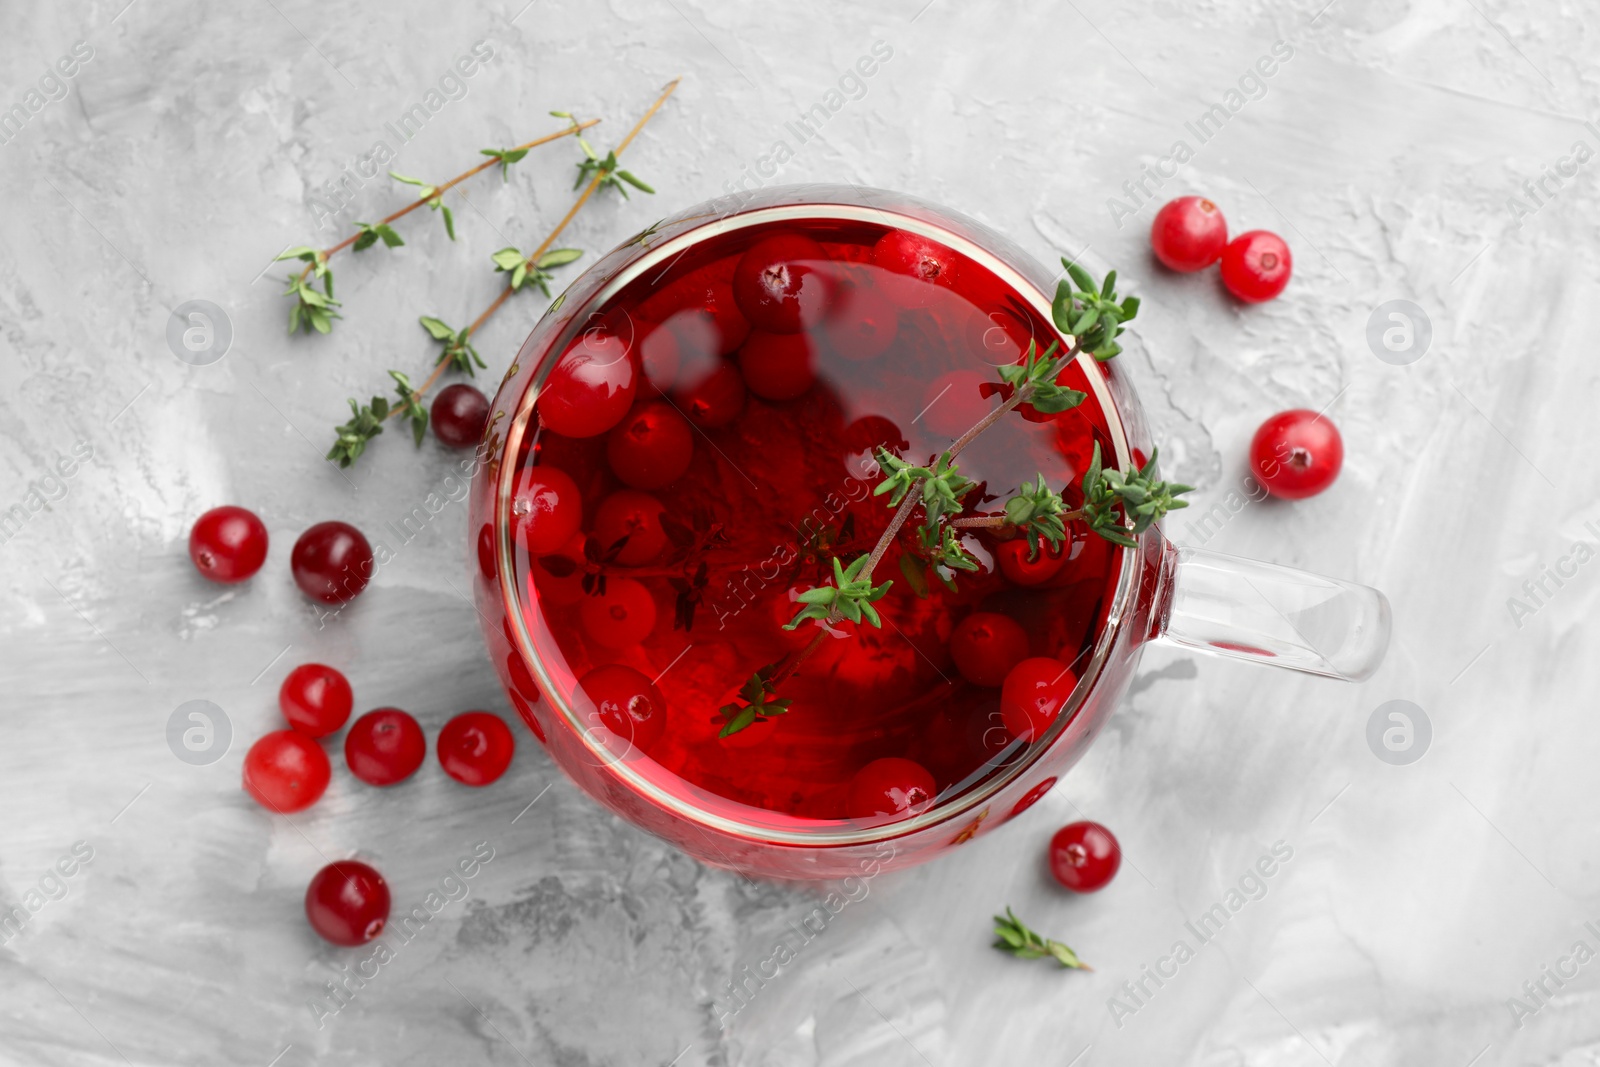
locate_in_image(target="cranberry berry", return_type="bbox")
[731,232,834,333]
[1250,409,1343,499]
[948,611,1029,687]
[656,278,751,357]
[822,280,899,362]
[189,506,269,583]
[1048,821,1121,892]
[673,360,746,429]
[305,861,391,946]
[279,663,354,738]
[637,324,682,395]
[344,708,427,786]
[996,538,1068,588]
[1220,230,1292,303]
[578,577,657,649]
[291,521,374,604]
[437,711,516,786]
[872,229,960,303]
[1150,196,1228,272]
[607,401,694,489]
[242,730,331,813]
[738,331,816,401]
[511,464,582,554]
[849,757,936,818]
[593,490,668,565]
[431,383,490,448]
[538,325,638,438]
[579,664,668,755]
[1000,657,1078,742]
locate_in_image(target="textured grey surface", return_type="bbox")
[3,0,1599,1064]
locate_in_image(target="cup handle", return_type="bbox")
[1154,542,1391,681]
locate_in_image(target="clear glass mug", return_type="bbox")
[467,185,1390,880]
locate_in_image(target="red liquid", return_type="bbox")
[511,217,1121,831]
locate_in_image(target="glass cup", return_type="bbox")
[467,184,1389,880]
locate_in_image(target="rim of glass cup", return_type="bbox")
[495,197,1140,847]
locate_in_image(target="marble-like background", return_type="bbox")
[3,0,1599,1063]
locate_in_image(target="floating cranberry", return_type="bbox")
[658,279,751,356]
[344,708,427,786]
[437,711,515,786]
[189,506,269,583]
[1048,820,1121,892]
[872,229,960,302]
[638,324,682,394]
[731,232,834,333]
[578,664,667,755]
[593,490,667,565]
[738,331,816,401]
[1220,230,1292,303]
[999,657,1077,742]
[279,663,354,738]
[291,521,374,604]
[578,578,657,648]
[242,730,330,813]
[431,383,490,448]
[949,611,1029,687]
[510,464,582,554]
[607,401,694,489]
[530,531,588,607]
[849,757,936,818]
[305,861,390,946]
[673,360,746,429]
[538,325,638,437]
[1150,196,1228,272]
[1250,409,1342,499]
[996,538,1068,587]
[823,280,899,362]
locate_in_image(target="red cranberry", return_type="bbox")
[578,664,667,755]
[996,538,1068,587]
[305,861,390,946]
[189,506,269,583]
[657,278,751,356]
[431,383,490,448]
[673,360,746,429]
[537,325,638,437]
[1048,821,1121,892]
[1250,409,1343,499]
[510,464,582,554]
[948,611,1029,687]
[344,708,427,786]
[593,490,667,565]
[530,531,588,607]
[1220,230,1292,303]
[638,324,682,394]
[849,757,936,818]
[738,331,816,401]
[731,232,834,333]
[436,711,515,786]
[872,229,960,303]
[291,521,374,604]
[578,577,657,648]
[1150,196,1228,272]
[242,730,330,813]
[279,663,353,738]
[822,280,900,362]
[606,401,694,489]
[1000,657,1077,742]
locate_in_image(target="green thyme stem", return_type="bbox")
[951,507,1086,531]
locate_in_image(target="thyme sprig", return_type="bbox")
[714,669,793,738]
[558,109,657,198]
[1080,442,1193,548]
[388,171,457,240]
[1053,259,1140,361]
[418,316,485,375]
[992,908,1090,970]
[783,555,893,630]
[492,246,583,296]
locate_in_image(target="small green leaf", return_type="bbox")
[899,552,930,598]
[419,316,455,340]
[536,248,584,269]
[441,205,455,241]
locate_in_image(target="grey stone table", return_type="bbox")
[3,0,1598,1064]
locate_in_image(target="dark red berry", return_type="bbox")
[305,861,390,946]
[538,325,638,437]
[530,531,588,607]
[1250,409,1342,499]
[872,229,960,303]
[849,757,936,818]
[731,232,834,333]
[431,383,490,448]
[189,506,269,583]
[344,708,427,786]
[996,538,1068,588]
[655,278,751,356]
[1150,196,1228,272]
[578,577,657,649]
[242,730,330,813]
[1048,821,1121,892]
[738,331,816,401]
[593,490,667,565]
[290,521,374,604]
[1000,657,1077,742]
[822,280,899,362]
[1220,230,1292,303]
[673,360,746,429]
[279,663,353,738]
[948,611,1029,687]
[637,324,682,394]
[436,711,515,786]
[510,464,582,554]
[606,401,694,489]
[578,664,667,756]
